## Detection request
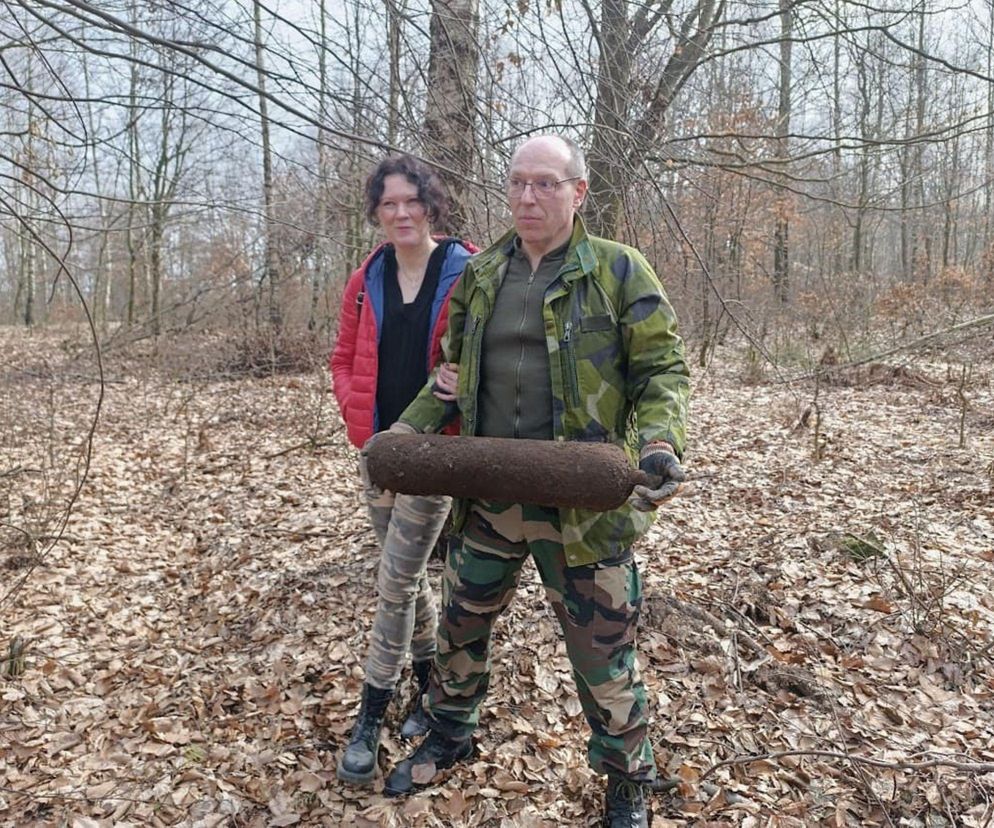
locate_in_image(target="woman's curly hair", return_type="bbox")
[363,154,450,227]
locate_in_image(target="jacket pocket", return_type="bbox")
[580,314,613,333]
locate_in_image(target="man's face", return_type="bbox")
[508,138,587,255]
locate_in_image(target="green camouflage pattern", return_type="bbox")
[358,455,451,689]
[425,500,655,780]
[400,216,690,566]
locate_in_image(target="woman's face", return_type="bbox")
[376,174,431,250]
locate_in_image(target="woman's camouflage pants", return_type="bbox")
[425,500,656,781]
[360,457,451,691]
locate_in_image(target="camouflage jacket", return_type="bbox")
[399,216,690,566]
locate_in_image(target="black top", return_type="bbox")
[376,240,451,431]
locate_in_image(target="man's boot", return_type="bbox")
[399,660,432,739]
[603,776,649,828]
[336,684,393,784]
[383,729,473,796]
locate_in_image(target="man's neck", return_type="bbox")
[520,232,571,272]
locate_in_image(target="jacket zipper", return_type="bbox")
[562,319,581,408]
[511,270,537,437]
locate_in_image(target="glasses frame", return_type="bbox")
[505,175,581,200]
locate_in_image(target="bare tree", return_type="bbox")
[423,0,480,235]
[772,0,792,304]
[253,0,280,331]
[585,0,725,238]
[2,0,993,345]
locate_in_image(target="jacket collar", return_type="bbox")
[476,215,597,280]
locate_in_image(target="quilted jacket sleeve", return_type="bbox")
[330,268,363,419]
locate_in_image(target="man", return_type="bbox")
[379,134,689,827]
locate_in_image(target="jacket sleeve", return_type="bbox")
[330,270,362,419]
[398,259,470,433]
[618,250,690,457]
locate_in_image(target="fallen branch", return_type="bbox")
[782,312,994,383]
[200,432,341,474]
[0,466,42,479]
[701,748,994,782]
[664,595,769,661]
[259,433,341,461]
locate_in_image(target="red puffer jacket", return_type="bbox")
[330,238,477,448]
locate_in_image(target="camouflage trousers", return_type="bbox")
[359,456,451,691]
[425,500,656,781]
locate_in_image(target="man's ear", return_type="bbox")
[573,179,588,209]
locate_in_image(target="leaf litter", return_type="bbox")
[1,329,992,827]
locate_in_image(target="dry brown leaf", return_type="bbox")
[410,760,437,785]
[862,595,895,613]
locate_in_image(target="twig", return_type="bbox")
[812,371,823,459]
[963,637,994,680]
[259,527,340,539]
[260,433,341,460]
[829,698,896,828]
[0,466,43,479]
[12,369,125,385]
[956,363,970,449]
[701,749,994,782]
[730,575,742,691]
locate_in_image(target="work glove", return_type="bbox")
[360,421,418,496]
[629,441,686,512]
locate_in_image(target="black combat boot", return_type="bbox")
[383,729,473,796]
[603,776,649,828]
[336,684,393,784]
[399,660,432,739]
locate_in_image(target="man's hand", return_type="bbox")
[629,442,686,512]
[432,362,459,402]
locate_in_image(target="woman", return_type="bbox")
[330,155,475,785]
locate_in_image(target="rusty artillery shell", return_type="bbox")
[364,433,653,511]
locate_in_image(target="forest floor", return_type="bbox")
[1,326,993,828]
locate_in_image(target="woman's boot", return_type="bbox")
[399,660,432,739]
[336,684,393,784]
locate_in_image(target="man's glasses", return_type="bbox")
[506,176,580,199]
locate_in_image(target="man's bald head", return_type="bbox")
[511,134,587,181]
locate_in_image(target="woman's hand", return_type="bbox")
[432,362,459,402]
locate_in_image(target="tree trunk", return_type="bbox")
[386,0,405,147]
[423,0,480,236]
[254,0,280,331]
[150,217,163,337]
[126,13,142,327]
[587,0,723,239]
[310,0,331,332]
[772,0,792,304]
[907,1,930,284]
[986,0,994,285]
[587,0,632,237]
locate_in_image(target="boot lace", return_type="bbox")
[605,779,646,828]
